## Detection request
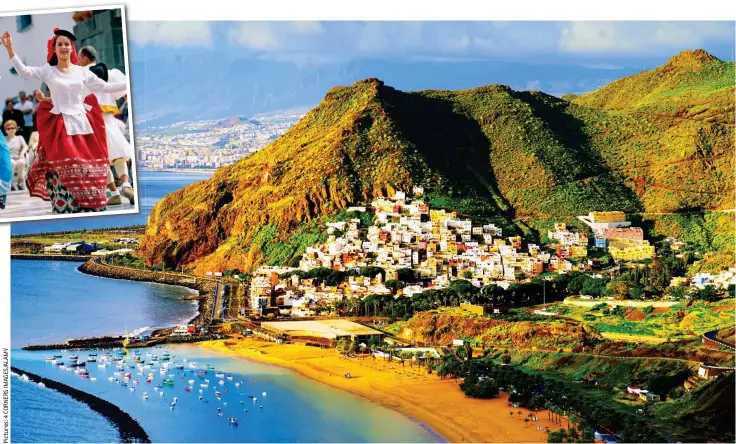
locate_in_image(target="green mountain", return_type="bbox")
[139,50,734,273]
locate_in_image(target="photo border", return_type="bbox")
[0,4,140,224]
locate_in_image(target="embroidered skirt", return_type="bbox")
[26,96,109,213]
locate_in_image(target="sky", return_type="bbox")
[126,21,736,67]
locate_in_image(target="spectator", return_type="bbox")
[2,98,24,137]
[3,119,28,190]
[15,91,34,141]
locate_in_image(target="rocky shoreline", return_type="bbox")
[77,259,216,326]
[11,367,151,443]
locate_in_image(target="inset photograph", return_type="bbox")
[0,6,136,223]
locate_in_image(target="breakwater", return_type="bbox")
[22,333,224,351]
[11,253,90,262]
[78,258,216,325]
[11,367,151,443]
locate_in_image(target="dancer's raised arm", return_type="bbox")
[3,32,47,82]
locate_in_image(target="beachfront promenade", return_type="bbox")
[1,189,134,220]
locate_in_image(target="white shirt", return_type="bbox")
[83,65,127,109]
[14,99,34,127]
[10,55,127,136]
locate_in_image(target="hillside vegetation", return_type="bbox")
[140,50,733,273]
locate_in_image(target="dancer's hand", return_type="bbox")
[34,90,44,101]
[1,32,11,50]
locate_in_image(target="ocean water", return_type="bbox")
[11,375,120,443]
[10,171,212,235]
[11,260,198,350]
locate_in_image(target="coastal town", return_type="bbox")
[246,189,734,318]
[134,110,303,170]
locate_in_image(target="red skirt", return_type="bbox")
[26,96,109,210]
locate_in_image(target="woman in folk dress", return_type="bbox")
[1,28,127,213]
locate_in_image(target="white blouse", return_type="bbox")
[10,55,128,136]
[5,135,28,159]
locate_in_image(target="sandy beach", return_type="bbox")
[201,337,567,443]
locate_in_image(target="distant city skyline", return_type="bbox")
[127,21,736,67]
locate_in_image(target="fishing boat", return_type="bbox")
[90,377,97,382]
[163,379,175,386]
[86,357,96,363]
[108,377,115,382]
[234,382,240,387]
[188,380,195,385]
[206,364,215,370]
[69,362,86,368]
[53,360,63,366]
[88,353,97,357]
[69,355,79,361]
[98,363,107,368]
[45,356,55,361]
[188,362,198,369]
[215,391,221,397]
[218,380,225,385]
[185,387,191,392]
[196,370,206,376]
[175,364,184,369]
[226,375,233,381]
[142,392,148,400]
[215,372,225,378]
[201,384,209,388]
[228,417,238,426]
[53,354,62,359]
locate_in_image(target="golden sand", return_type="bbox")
[201,338,567,443]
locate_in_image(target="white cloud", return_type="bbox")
[228,22,324,51]
[560,21,734,53]
[127,22,214,48]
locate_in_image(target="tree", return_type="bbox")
[396,268,417,283]
[462,270,473,279]
[385,279,405,295]
[697,285,719,302]
[501,353,511,365]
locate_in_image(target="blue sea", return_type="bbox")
[10,171,443,443]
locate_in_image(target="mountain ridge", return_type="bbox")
[139,50,734,273]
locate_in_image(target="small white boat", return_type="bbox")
[159,391,164,397]
[262,392,267,396]
[234,382,240,387]
[188,379,195,385]
[215,372,225,378]
[108,377,115,382]
[188,362,198,369]
[37,382,45,388]
[198,389,203,394]
[226,375,233,381]
[200,384,209,388]
[218,380,225,386]
[130,387,135,392]
[90,377,97,382]
[142,393,148,400]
